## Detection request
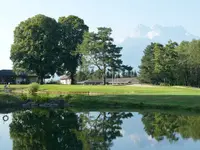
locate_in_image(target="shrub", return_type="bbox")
[28,83,40,95]
[19,94,28,101]
[30,95,49,102]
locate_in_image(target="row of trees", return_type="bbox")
[76,66,137,82]
[11,14,135,85]
[139,40,200,87]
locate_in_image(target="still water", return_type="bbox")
[1,110,200,150]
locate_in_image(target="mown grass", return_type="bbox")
[39,85,200,95]
[0,84,200,111]
[1,84,200,95]
[68,94,200,111]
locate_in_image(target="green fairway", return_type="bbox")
[0,84,200,111]
[0,84,200,95]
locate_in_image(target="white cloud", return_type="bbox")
[129,134,159,148]
[130,134,141,144]
[147,135,158,146]
[146,30,160,39]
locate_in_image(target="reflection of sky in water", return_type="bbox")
[0,113,12,150]
[2,112,200,149]
[112,112,200,150]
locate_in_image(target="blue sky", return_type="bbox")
[1,0,200,69]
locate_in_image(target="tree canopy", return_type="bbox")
[10,14,60,84]
[138,40,200,86]
[58,15,89,84]
[78,27,123,84]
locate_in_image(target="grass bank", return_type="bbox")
[1,84,200,95]
[0,93,22,108]
[68,94,200,112]
[0,85,200,111]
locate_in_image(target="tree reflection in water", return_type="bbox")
[9,109,133,150]
[141,112,200,142]
[10,109,82,150]
[10,109,200,149]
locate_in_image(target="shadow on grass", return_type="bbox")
[1,94,200,114]
[69,94,200,112]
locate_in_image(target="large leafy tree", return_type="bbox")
[176,41,190,86]
[153,41,178,84]
[58,15,89,84]
[78,27,122,85]
[10,14,60,84]
[139,43,156,83]
[187,40,200,87]
[139,41,178,85]
[162,40,178,84]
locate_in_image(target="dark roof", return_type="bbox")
[0,70,38,77]
[0,70,15,76]
[77,78,139,84]
[107,78,139,84]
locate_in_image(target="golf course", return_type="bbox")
[1,84,200,111]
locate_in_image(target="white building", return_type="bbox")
[60,75,71,85]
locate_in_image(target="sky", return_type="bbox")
[1,0,200,69]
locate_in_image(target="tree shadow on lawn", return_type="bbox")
[72,94,200,111]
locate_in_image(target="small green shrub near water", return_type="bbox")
[19,93,28,101]
[30,95,50,102]
[28,83,40,95]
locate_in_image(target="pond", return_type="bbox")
[1,109,200,150]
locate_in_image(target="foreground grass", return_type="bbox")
[0,93,22,108]
[68,94,200,111]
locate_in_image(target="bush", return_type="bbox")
[28,83,40,95]
[30,95,49,102]
[19,94,28,101]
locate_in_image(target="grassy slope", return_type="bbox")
[0,92,22,108]
[37,85,200,95]
[0,84,200,111]
[0,84,199,95]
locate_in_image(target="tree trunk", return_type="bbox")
[40,76,44,85]
[184,70,188,86]
[102,65,106,85]
[103,74,106,85]
[37,77,40,84]
[70,72,76,85]
[103,65,106,85]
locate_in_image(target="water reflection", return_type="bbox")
[5,110,200,150]
[141,112,200,142]
[9,110,133,150]
[10,110,82,150]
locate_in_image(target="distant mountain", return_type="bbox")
[119,24,200,70]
